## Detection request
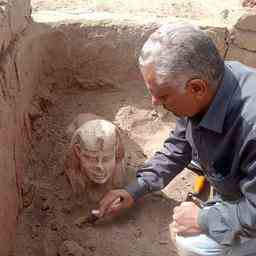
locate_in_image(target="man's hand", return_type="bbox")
[172,201,202,236]
[93,189,135,218]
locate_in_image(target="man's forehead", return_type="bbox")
[152,83,173,93]
[147,81,174,98]
[142,65,175,91]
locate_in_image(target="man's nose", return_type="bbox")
[151,95,161,106]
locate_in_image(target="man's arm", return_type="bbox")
[125,117,192,200]
[95,117,192,217]
[198,133,256,246]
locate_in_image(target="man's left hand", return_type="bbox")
[173,201,203,236]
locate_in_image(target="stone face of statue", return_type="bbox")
[73,120,117,184]
[64,113,125,203]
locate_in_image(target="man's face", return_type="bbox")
[141,65,207,117]
[79,146,116,184]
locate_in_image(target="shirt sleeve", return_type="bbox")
[125,117,192,200]
[198,132,256,246]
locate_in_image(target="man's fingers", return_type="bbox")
[173,202,197,215]
[98,190,128,217]
[173,206,181,214]
[173,201,193,212]
[99,191,115,207]
[180,201,195,207]
[173,221,199,236]
[106,201,123,215]
[106,197,122,214]
[171,201,202,236]
[98,193,119,217]
[95,189,134,219]
[110,197,122,209]
[173,212,183,222]
[173,221,186,233]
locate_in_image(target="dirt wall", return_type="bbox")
[226,11,256,67]
[0,0,32,254]
[24,20,229,93]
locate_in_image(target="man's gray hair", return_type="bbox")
[139,22,224,87]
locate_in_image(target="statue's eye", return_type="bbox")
[83,155,97,162]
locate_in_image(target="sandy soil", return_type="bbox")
[31,0,246,25]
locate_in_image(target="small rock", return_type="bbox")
[58,224,70,241]
[22,181,36,208]
[74,216,87,228]
[58,240,86,256]
[134,227,142,239]
[180,174,186,180]
[35,223,41,228]
[220,9,229,19]
[88,245,96,252]
[61,205,72,215]
[159,240,169,245]
[40,194,48,201]
[50,220,59,231]
[151,110,158,118]
[31,224,40,239]
[41,201,50,211]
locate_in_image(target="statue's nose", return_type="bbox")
[95,160,104,171]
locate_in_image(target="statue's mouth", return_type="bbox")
[92,173,109,183]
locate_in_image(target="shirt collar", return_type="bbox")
[196,64,239,134]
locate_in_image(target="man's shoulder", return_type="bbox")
[225,61,256,82]
[219,62,256,135]
[225,60,256,71]
[225,61,256,109]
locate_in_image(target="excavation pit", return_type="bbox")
[12,20,190,256]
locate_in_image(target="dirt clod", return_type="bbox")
[58,240,86,256]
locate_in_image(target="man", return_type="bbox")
[94,23,256,255]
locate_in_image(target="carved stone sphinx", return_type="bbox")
[64,113,125,203]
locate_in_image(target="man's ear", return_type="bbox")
[186,79,208,99]
[73,143,82,159]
